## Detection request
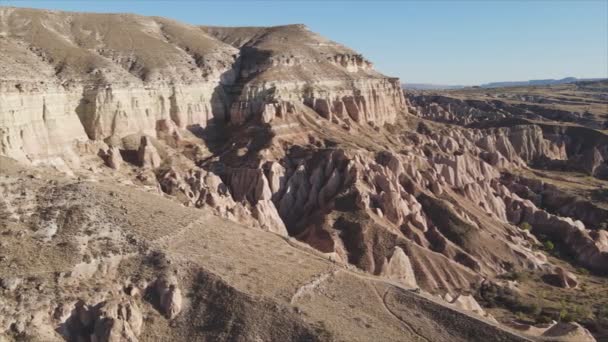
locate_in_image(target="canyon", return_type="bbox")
[0,6,607,342]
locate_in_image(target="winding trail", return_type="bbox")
[370,285,431,342]
[290,270,336,305]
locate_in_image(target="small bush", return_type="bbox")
[501,271,527,282]
[591,188,608,202]
[572,305,592,321]
[559,303,592,323]
[528,303,543,316]
[519,222,532,231]
[476,282,538,317]
[576,267,590,276]
[543,240,555,251]
[536,315,553,324]
[597,305,608,320]
[559,308,571,322]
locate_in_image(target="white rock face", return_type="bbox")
[230,78,406,126]
[450,294,486,316]
[103,146,123,170]
[0,8,239,166]
[0,83,227,165]
[155,275,183,320]
[137,136,162,168]
[0,82,89,164]
[78,84,228,140]
[91,299,143,342]
[380,247,417,289]
[0,9,408,169]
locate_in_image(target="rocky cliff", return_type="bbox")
[202,25,406,126]
[0,7,405,168]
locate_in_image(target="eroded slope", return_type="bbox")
[0,157,531,342]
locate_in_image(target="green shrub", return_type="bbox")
[597,305,608,320]
[576,267,590,276]
[500,271,527,282]
[559,308,571,322]
[543,240,555,251]
[536,315,553,324]
[591,188,608,202]
[528,303,543,316]
[519,222,532,231]
[559,303,592,322]
[476,282,539,318]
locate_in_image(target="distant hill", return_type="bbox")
[403,77,607,90]
[480,77,606,88]
[402,83,466,90]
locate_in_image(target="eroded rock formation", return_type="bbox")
[1,6,607,341]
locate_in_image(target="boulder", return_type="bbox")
[0,277,22,291]
[104,146,123,170]
[553,267,578,289]
[450,294,486,317]
[137,136,161,168]
[155,275,183,319]
[91,299,143,342]
[541,322,596,342]
[380,247,417,289]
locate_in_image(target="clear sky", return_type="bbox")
[2,0,607,85]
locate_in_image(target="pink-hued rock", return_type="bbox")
[380,247,417,289]
[155,275,182,320]
[137,136,162,168]
[553,267,579,289]
[91,299,143,342]
[104,146,123,170]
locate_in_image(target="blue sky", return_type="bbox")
[2,0,607,85]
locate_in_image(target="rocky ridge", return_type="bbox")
[0,7,405,168]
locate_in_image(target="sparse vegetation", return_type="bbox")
[519,222,532,231]
[418,194,476,248]
[477,282,539,318]
[558,301,592,323]
[559,308,570,322]
[543,240,555,252]
[499,271,528,282]
[476,285,596,324]
[591,188,608,203]
[529,303,543,316]
[598,305,608,320]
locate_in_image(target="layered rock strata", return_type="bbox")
[0,8,406,168]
